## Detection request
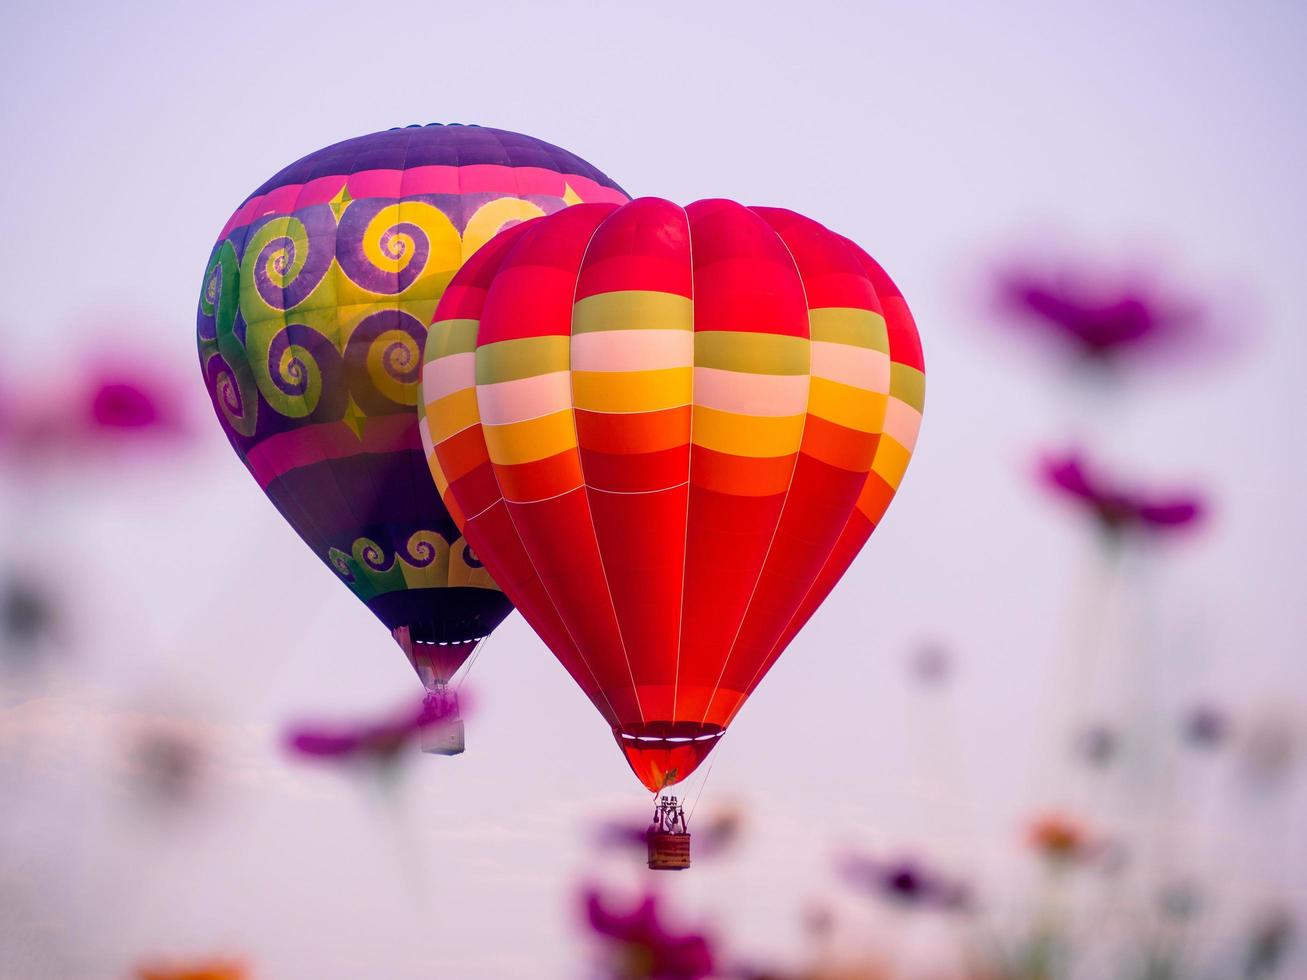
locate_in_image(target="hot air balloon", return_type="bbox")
[419,197,923,852]
[196,124,628,753]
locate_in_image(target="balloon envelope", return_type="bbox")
[197,124,628,685]
[420,198,924,788]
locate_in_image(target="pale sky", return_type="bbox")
[2,1,1305,977]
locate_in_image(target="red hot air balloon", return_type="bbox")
[418,198,924,848]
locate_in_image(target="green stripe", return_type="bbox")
[808,308,888,352]
[890,363,926,411]
[475,335,570,384]
[572,291,694,334]
[694,331,808,375]
[426,319,479,360]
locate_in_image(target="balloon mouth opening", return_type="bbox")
[614,723,725,792]
[410,635,487,648]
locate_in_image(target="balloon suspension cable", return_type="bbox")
[685,758,716,826]
[454,632,492,692]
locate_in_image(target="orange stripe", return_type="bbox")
[690,446,795,497]
[574,406,692,456]
[799,415,880,473]
[493,449,584,502]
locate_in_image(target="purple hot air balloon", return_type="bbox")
[196,124,628,751]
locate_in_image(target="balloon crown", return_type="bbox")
[387,122,481,130]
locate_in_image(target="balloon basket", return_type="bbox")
[421,716,465,756]
[647,831,691,871]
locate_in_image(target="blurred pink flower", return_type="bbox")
[994,261,1209,367]
[283,694,459,766]
[582,885,716,979]
[0,359,189,463]
[1039,451,1205,539]
[838,852,973,912]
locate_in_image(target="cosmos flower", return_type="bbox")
[134,959,248,980]
[837,853,972,912]
[582,885,716,980]
[1182,704,1230,749]
[1039,451,1205,540]
[0,359,189,463]
[994,260,1210,367]
[283,694,459,766]
[1027,813,1099,865]
[595,804,744,861]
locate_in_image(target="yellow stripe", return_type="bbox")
[692,405,805,457]
[807,377,888,434]
[483,409,576,465]
[808,308,889,353]
[572,367,692,413]
[425,387,480,443]
[573,290,694,334]
[871,435,912,488]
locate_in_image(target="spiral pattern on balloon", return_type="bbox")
[203,348,257,438]
[337,199,454,295]
[243,207,335,312]
[354,537,392,573]
[403,530,448,569]
[197,240,240,343]
[328,547,356,583]
[344,309,426,412]
[252,320,346,419]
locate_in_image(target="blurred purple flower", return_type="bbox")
[1182,704,1230,749]
[595,804,744,862]
[906,642,953,687]
[1040,451,1206,539]
[1076,723,1119,768]
[994,261,1209,366]
[283,694,459,767]
[581,885,716,980]
[838,852,972,913]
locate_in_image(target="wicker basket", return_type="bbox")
[647,831,691,871]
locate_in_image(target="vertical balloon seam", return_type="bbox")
[669,201,696,726]
[464,215,625,727]
[568,205,649,729]
[694,207,816,728]
[738,237,920,702]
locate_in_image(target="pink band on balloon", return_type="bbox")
[245,414,423,489]
[217,167,625,240]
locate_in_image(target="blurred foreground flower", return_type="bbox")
[838,852,972,912]
[596,803,744,861]
[125,719,210,807]
[134,959,248,980]
[582,885,716,980]
[1182,703,1230,749]
[1,572,58,671]
[994,260,1209,367]
[1244,906,1295,978]
[1027,813,1100,866]
[1039,451,1205,540]
[283,694,461,768]
[0,359,189,465]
